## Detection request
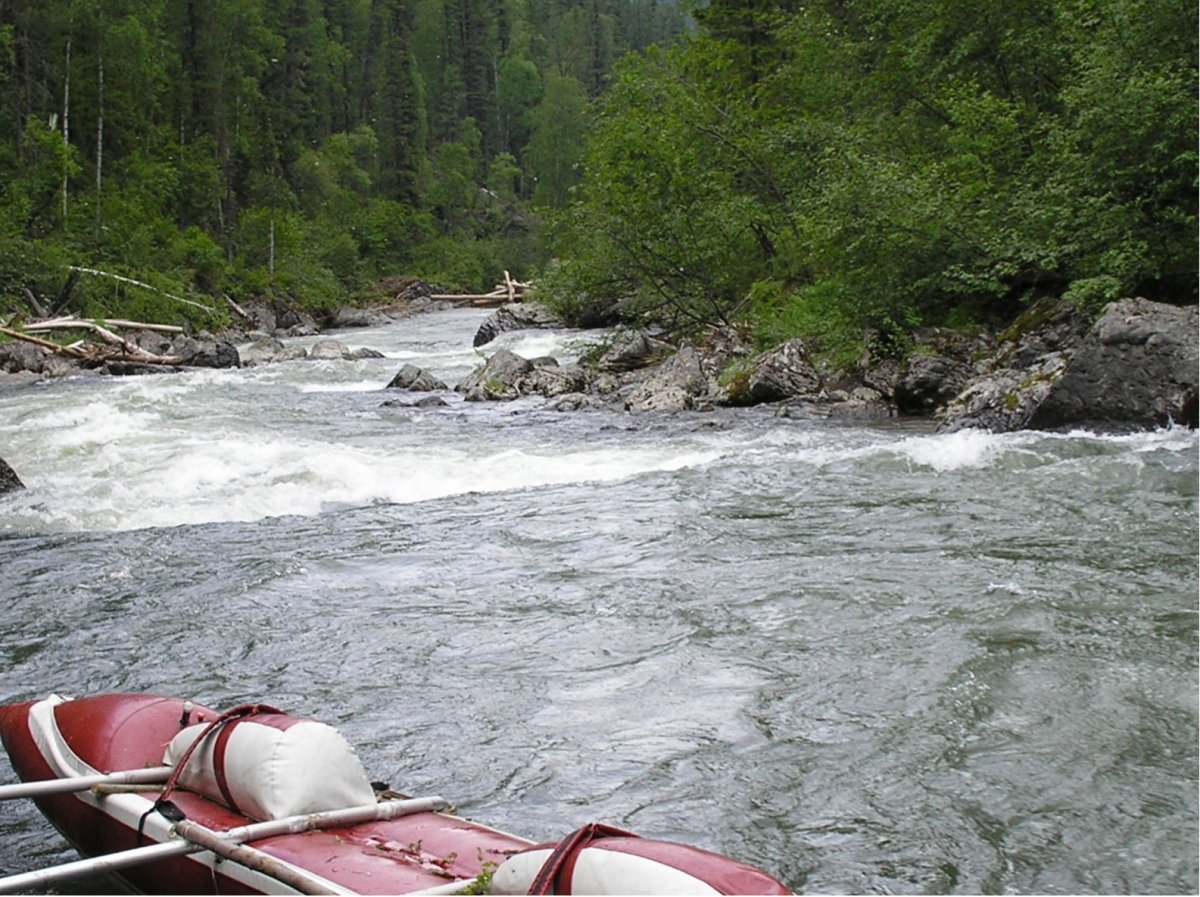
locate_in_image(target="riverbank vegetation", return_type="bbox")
[541,0,1198,362]
[1,1,1195,367]
[0,0,683,325]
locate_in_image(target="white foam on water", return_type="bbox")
[893,428,1012,471]
[1,419,723,532]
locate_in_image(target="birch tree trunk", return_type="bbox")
[95,45,104,228]
[62,35,70,223]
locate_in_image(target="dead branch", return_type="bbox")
[22,287,48,318]
[224,293,251,320]
[0,325,88,358]
[25,316,184,335]
[68,266,213,312]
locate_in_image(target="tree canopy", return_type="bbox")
[0,0,684,320]
[543,0,1198,360]
[1,0,1194,359]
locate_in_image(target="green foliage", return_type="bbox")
[524,72,588,208]
[0,0,684,316]
[549,0,1198,362]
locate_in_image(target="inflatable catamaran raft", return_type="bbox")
[0,693,790,895]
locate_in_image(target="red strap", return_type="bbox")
[211,720,242,815]
[527,823,639,895]
[160,703,283,805]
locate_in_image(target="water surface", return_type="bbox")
[1,309,1195,893]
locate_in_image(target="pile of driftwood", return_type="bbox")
[0,315,188,366]
[431,270,530,307]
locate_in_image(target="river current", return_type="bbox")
[0,308,1196,894]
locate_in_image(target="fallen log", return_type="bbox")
[0,325,88,358]
[68,266,212,312]
[24,317,184,335]
[430,290,509,302]
[1,323,186,367]
[224,293,251,320]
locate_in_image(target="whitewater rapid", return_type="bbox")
[0,308,1196,894]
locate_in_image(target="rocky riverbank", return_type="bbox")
[2,289,1195,440]
[419,295,1196,433]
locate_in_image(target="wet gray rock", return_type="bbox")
[940,298,1196,432]
[239,337,309,367]
[381,394,450,408]
[330,306,389,329]
[275,308,319,335]
[828,387,896,420]
[457,349,533,401]
[305,339,383,361]
[1029,298,1198,430]
[893,354,970,415]
[473,303,563,347]
[0,342,51,374]
[546,392,606,412]
[593,328,674,373]
[386,364,448,392]
[743,338,822,403]
[105,361,179,376]
[170,335,240,368]
[625,345,711,412]
[517,361,590,398]
[188,341,240,368]
[0,457,23,495]
[307,339,356,360]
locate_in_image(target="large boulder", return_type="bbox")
[170,334,240,368]
[892,354,971,415]
[0,342,50,374]
[472,302,563,347]
[517,361,591,398]
[239,337,309,367]
[0,457,23,495]
[625,345,712,412]
[329,306,389,329]
[592,328,674,373]
[745,338,822,403]
[305,340,383,361]
[457,349,534,401]
[276,308,319,336]
[386,364,448,392]
[1029,298,1198,429]
[940,297,1197,432]
[938,352,1073,433]
[189,341,240,368]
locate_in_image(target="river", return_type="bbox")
[0,307,1196,894]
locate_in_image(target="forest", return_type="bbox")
[1,0,1196,364]
[0,0,683,322]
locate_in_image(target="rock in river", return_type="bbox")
[386,364,448,392]
[472,303,564,347]
[939,297,1197,432]
[0,457,23,495]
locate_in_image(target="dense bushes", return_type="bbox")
[0,0,684,321]
[542,0,1198,362]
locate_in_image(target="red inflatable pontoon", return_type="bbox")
[0,693,790,895]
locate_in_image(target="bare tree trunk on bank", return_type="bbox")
[62,36,70,223]
[95,46,103,229]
